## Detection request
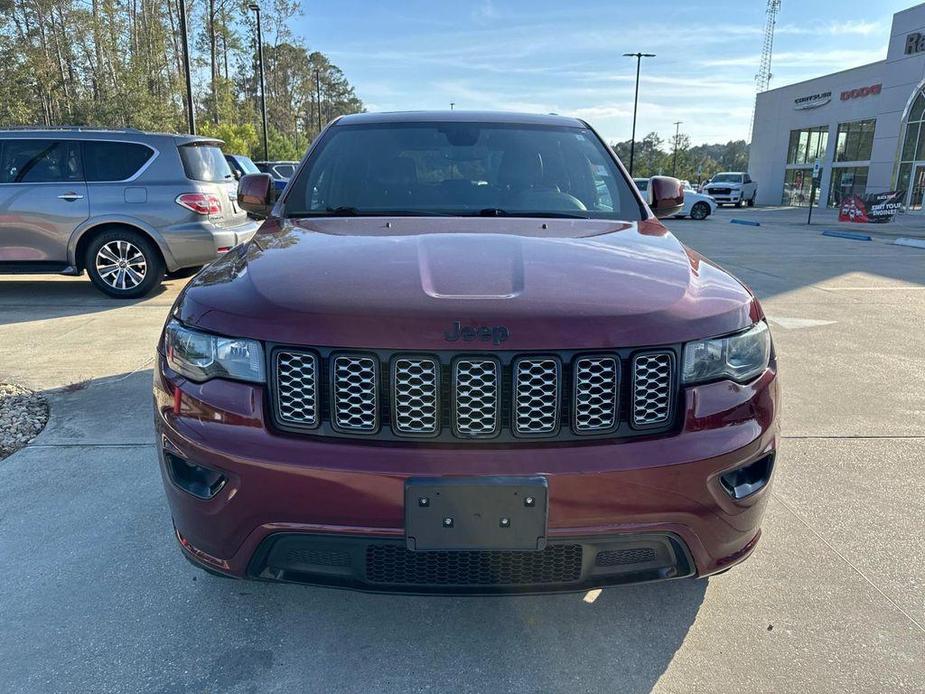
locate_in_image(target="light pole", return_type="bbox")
[314,68,322,132]
[248,3,269,162]
[179,0,195,134]
[623,52,655,177]
[450,102,455,111]
[672,120,683,176]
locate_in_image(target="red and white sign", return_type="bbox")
[841,84,881,101]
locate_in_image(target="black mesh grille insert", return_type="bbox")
[283,548,352,568]
[365,544,583,586]
[595,547,657,567]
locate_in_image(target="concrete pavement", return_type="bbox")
[1,207,923,693]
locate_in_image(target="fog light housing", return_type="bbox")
[165,451,226,499]
[720,454,774,499]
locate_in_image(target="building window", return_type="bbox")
[898,90,925,209]
[834,120,875,162]
[828,166,869,207]
[786,126,828,165]
[782,168,822,207]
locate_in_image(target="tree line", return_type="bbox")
[611,132,750,186]
[0,0,365,160]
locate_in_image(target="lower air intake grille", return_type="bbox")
[365,544,583,586]
[595,547,657,567]
[332,355,379,432]
[631,352,674,427]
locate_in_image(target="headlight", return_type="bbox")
[682,321,771,384]
[164,319,265,383]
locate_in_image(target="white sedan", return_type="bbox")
[634,178,716,220]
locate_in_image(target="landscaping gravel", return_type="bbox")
[0,383,48,460]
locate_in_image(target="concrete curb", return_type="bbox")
[894,237,925,249]
[730,219,761,227]
[821,230,872,241]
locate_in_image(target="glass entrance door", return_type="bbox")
[907,164,925,211]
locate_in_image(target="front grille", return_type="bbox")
[365,544,583,586]
[391,357,440,435]
[632,352,674,427]
[332,355,379,432]
[573,356,619,433]
[513,357,560,435]
[709,187,732,195]
[453,358,500,438]
[271,347,678,442]
[275,351,319,426]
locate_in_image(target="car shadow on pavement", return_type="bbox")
[0,276,177,327]
[179,574,708,693]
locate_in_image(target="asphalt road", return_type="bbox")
[1,207,924,693]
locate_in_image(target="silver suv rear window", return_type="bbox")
[179,143,233,183]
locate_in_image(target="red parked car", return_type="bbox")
[155,112,779,594]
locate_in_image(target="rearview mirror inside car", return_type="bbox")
[237,173,276,218]
[649,176,685,219]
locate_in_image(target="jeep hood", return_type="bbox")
[177,217,761,350]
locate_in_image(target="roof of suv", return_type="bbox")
[334,111,587,127]
[0,127,220,146]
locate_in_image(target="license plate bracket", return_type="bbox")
[404,476,548,551]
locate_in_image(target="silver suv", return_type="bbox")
[0,128,258,298]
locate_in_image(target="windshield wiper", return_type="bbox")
[475,208,591,219]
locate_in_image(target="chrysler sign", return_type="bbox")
[794,91,831,110]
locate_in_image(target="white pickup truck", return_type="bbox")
[702,172,757,207]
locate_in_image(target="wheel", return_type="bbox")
[747,193,756,207]
[85,228,164,299]
[736,198,745,208]
[690,201,710,220]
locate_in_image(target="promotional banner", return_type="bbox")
[839,191,905,223]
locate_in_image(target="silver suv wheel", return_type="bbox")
[95,240,147,290]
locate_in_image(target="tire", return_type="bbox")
[85,228,164,299]
[735,198,745,208]
[747,192,756,207]
[690,201,710,220]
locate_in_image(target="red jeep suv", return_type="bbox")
[155,112,779,594]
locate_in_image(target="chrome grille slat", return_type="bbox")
[275,350,319,427]
[631,352,674,427]
[332,354,379,432]
[513,357,560,435]
[573,356,619,433]
[453,358,500,438]
[392,357,440,436]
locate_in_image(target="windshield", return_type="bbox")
[285,122,641,219]
[711,173,743,183]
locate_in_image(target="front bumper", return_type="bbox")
[706,190,742,204]
[155,353,780,592]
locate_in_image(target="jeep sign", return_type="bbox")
[906,32,925,55]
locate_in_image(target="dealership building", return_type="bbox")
[749,3,925,210]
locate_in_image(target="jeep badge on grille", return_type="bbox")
[444,321,510,346]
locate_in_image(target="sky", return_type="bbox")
[293,0,916,145]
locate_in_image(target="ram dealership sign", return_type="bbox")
[906,32,925,55]
[794,91,832,110]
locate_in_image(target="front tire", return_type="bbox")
[690,201,710,220]
[85,228,164,299]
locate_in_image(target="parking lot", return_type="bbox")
[1,207,924,693]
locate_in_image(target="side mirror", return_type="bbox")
[649,176,684,219]
[237,173,275,218]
